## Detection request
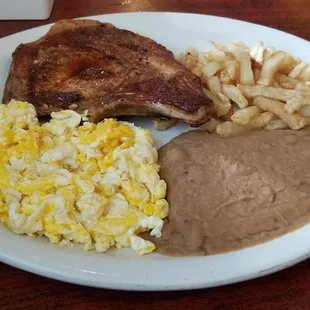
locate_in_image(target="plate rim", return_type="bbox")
[1,247,309,291]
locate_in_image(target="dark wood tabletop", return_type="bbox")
[0,0,310,309]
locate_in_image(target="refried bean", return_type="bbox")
[152,129,310,256]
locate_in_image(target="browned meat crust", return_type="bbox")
[3,19,212,125]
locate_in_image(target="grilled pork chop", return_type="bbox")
[3,19,212,125]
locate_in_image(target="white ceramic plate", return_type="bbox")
[0,12,310,291]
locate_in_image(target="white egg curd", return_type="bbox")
[0,100,169,255]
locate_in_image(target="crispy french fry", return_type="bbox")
[237,84,310,101]
[200,118,221,133]
[263,47,277,61]
[257,51,288,86]
[222,84,248,108]
[220,106,234,121]
[206,46,230,62]
[217,92,230,103]
[298,64,310,81]
[217,92,233,117]
[191,67,203,78]
[182,48,199,69]
[210,41,231,54]
[273,81,281,88]
[220,60,239,84]
[284,97,310,114]
[300,106,310,117]
[206,76,222,94]
[231,106,262,125]
[216,121,247,137]
[230,46,255,85]
[278,54,298,74]
[202,61,221,77]
[203,88,232,117]
[198,52,208,66]
[275,73,298,89]
[250,41,264,65]
[232,41,250,52]
[296,81,310,89]
[265,119,289,130]
[288,62,307,79]
[253,96,306,130]
[249,111,274,129]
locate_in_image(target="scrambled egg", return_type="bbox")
[0,100,169,255]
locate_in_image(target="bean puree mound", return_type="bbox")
[155,129,310,256]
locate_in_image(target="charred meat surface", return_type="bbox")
[3,19,212,125]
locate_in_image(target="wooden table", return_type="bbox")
[0,1,310,309]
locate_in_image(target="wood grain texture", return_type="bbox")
[0,0,310,39]
[0,0,310,309]
[0,260,310,310]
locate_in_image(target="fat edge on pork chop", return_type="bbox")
[3,19,212,126]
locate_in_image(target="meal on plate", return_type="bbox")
[1,18,310,256]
